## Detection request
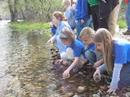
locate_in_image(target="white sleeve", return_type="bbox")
[110,63,123,89]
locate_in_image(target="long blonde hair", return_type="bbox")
[94,28,114,73]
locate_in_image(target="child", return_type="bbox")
[123,0,130,35]
[63,0,76,30]
[47,11,71,56]
[58,27,84,79]
[79,27,103,67]
[93,28,130,95]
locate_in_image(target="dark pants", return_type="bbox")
[90,5,100,30]
[98,1,112,30]
[99,16,109,29]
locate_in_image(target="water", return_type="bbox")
[0,20,59,97]
[1,20,129,97]
[0,20,99,97]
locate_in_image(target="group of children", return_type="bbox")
[47,0,130,96]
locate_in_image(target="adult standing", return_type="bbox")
[123,0,130,35]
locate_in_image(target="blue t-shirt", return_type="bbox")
[68,39,84,57]
[114,39,130,64]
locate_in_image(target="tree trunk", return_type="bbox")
[8,0,18,22]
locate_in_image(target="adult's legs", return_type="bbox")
[90,5,100,30]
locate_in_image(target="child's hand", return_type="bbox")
[93,59,103,69]
[47,37,55,44]
[93,61,100,68]
[63,69,70,79]
[107,82,118,94]
[93,69,101,82]
[107,85,117,95]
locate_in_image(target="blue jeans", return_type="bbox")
[126,1,130,31]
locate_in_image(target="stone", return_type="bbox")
[77,86,85,93]
[92,94,100,97]
[125,92,130,97]
[63,92,74,97]
[73,95,79,97]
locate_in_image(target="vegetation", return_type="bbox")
[7,0,63,22]
[10,22,50,32]
[118,18,127,29]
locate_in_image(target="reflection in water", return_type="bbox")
[0,20,59,97]
[0,20,12,97]
[0,20,109,97]
[7,30,57,97]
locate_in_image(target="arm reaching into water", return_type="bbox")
[63,57,79,79]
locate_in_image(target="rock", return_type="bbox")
[47,84,57,90]
[63,92,74,97]
[77,86,85,93]
[92,94,100,97]
[125,92,130,97]
[73,95,79,97]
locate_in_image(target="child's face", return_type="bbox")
[52,16,59,26]
[95,42,104,53]
[80,34,91,45]
[61,38,72,46]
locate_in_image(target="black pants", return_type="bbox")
[99,16,109,29]
[90,5,100,31]
[98,1,112,30]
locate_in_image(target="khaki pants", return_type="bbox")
[108,0,123,36]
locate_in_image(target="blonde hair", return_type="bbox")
[53,11,65,21]
[60,27,75,41]
[94,28,114,73]
[80,27,95,38]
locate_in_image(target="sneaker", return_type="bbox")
[123,30,130,35]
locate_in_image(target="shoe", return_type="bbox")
[123,30,130,35]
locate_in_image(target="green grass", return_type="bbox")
[118,18,127,29]
[10,22,50,32]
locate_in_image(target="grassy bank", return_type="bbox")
[118,19,127,29]
[10,22,50,32]
[10,19,126,33]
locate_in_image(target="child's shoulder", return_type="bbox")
[113,38,130,51]
[113,38,130,45]
[74,39,84,47]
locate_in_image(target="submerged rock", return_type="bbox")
[125,92,130,97]
[77,86,86,93]
[73,94,79,97]
[63,92,74,97]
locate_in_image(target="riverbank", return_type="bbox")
[10,22,50,32]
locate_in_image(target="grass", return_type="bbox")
[10,21,50,32]
[118,18,127,29]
